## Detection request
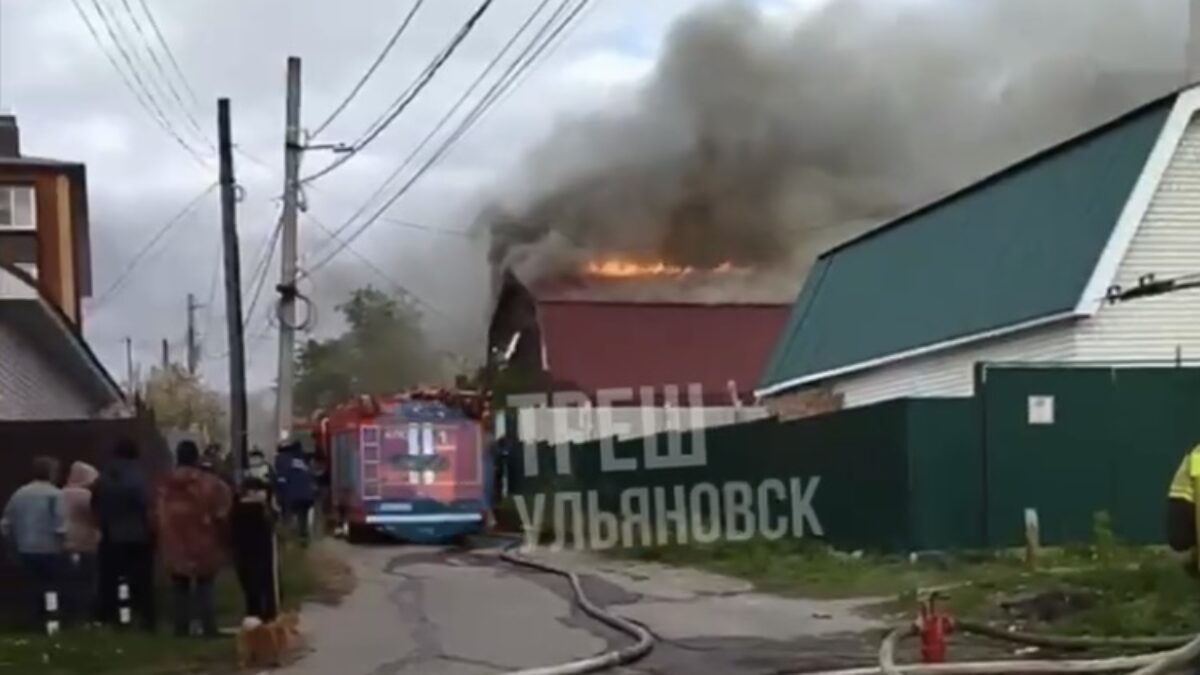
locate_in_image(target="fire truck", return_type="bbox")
[305,388,491,544]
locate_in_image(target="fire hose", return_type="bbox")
[800,624,1200,675]
[495,538,654,675]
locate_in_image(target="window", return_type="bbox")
[0,185,35,230]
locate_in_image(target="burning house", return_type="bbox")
[487,262,788,444]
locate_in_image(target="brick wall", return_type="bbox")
[763,386,844,421]
[0,320,96,419]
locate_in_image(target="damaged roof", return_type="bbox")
[537,299,789,402]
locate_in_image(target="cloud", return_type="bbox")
[2,0,1187,410]
[0,0,711,396]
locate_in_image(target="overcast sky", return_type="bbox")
[0,0,1188,399]
[2,0,803,391]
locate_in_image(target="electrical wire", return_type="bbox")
[92,182,217,308]
[302,0,588,274]
[300,0,560,267]
[135,0,202,110]
[309,0,427,139]
[115,0,213,149]
[300,211,459,327]
[300,0,496,185]
[468,0,594,138]
[87,0,211,163]
[70,0,211,169]
[430,0,592,173]
[198,225,223,353]
[243,215,286,331]
[491,0,598,117]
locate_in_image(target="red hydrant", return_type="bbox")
[917,592,953,663]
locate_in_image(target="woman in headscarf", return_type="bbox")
[62,461,100,625]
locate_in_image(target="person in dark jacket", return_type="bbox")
[230,476,278,621]
[274,441,317,546]
[91,439,156,631]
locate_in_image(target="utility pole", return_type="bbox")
[161,338,169,369]
[124,337,134,392]
[276,56,302,445]
[218,98,249,478]
[186,293,200,375]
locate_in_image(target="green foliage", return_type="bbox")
[1092,510,1119,565]
[141,364,225,441]
[0,543,320,673]
[295,286,443,415]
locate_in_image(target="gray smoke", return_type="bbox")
[483,0,1185,293]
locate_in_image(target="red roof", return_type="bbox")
[535,300,789,404]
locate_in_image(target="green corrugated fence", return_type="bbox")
[503,366,1200,552]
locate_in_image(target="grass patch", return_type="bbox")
[0,538,343,674]
[616,538,1200,637]
[621,538,1021,598]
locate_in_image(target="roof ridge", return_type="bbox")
[535,298,789,308]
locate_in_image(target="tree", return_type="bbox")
[294,286,443,415]
[142,364,226,441]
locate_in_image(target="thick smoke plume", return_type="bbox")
[483,0,1183,296]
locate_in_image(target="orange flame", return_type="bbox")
[584,259,740,278]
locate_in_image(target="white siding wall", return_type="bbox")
[832,324,1078,408]
[1075,113,1200,363]
[0,320,95,419]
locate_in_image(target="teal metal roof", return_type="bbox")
[760,95,1175,393]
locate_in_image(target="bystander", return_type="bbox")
[61,461,101,625]
[92,439,157,631]
[156,441,233,638]
[1,456,67,630]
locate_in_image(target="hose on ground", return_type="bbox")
[955,620,1191,652]
[496,539,654,675]
[803,624,1200,675]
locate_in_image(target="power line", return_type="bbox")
[305,1,592,272]
[482,0,596,131]
[300,0,496,184]
[199,228,222,352]
[310,0,427,139]
[300,0,558,266]
[243,215,285,330]
[135,0,203,110]
[442,0,592,162]
[71,0,211,168]
[301,212,460,327]
[115,0,213,148]
[92,182,217,308]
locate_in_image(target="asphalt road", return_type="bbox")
[279,541,886,675]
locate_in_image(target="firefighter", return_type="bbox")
[1166,445,1200,572]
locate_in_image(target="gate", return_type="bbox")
[979,365,1200,547]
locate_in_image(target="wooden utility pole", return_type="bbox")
[186,293,200,375]
[124,337,135,391]
[161,338,169,369]
[276,56,302,446]
[218,98,249,478]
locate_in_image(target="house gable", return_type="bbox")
[1076,101,1200,363]
[759,93,1177,398]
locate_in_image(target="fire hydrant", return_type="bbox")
[916,592,954,663]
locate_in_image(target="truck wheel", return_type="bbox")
[347,524,372,544]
